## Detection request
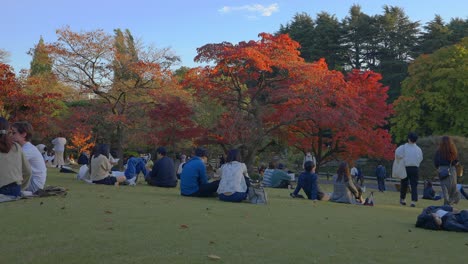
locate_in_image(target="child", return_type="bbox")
[422,180,441,200]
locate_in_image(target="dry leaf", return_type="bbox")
[104,210,112,214]
[207,254,221,260]
[180,224,189,229]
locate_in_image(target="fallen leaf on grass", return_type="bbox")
[378,235,383,238]
[180,224,189,229]
[107,227,114,230]
[61,206,66,210]
[207,254,221,260]
[104,210,112,214]
[209,241,215,245]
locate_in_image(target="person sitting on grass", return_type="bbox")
[269,163,291,188]
[261,161,275,187]
[11,121,47,194]
[180,147,220,197]
[415,205,468,232]
[330,161,364,205]
[89,144,126,186]
[124,154,148,185]
[290,160,329,201]
[0,117,31,197]
[422,180,441,201]
[217,149,251,202]
[145,147,177,188]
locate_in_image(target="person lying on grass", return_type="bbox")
[89,144,126,186]
[416,205,468,232]
[290,160,329,201]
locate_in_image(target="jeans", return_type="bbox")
[400,166,419,202]
[377,177,386,191]
[0,182,21,196]
[183,180,220,197]
[219,192,248,202]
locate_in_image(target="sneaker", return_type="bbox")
[400,200,406,206]
[290,193,304,199]
[410,203,416,207]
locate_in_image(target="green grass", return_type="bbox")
[1,168,467,264]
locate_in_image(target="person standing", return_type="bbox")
[434,136,461,205]
[395,132,423,207]
[0,117,31,197]
[375,164,386,192]
[180,147,219,197]
[51,133,67,168]
[11,122,47,193]
[146,147,177,187]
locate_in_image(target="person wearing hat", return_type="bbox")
[180,147,220,197]
[145,147,177,187]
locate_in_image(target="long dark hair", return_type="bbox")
[438,136,458,161]
[93,143,110,158]
[0,117,13,153]
[336,161,351,182]
[226,149,241,163]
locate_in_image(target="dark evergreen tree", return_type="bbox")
[417,15,452,56]
[311,12,346,70]
[278,12,315,62]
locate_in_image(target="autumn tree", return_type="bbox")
[0,63,63,139]
[391,37,468,142]
[283,60,394,169]
[48,26,181,163]
[184,33,310,169]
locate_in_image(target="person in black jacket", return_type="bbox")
[434,136,461,205]
[145,147,177,187]
[416,205,468,232]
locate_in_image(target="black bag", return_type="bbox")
[438,166,451,180]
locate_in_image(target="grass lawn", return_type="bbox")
[1,168,467,264]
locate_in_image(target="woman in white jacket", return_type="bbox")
[395,132,423,207]
[217,149,250,202]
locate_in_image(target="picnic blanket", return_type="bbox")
[0,186,68,203]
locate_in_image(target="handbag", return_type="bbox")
[392,158,407,179]
[248,184,268,204]
[438,165,451,180]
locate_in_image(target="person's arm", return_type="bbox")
[20,149,32,190]
[310,174,318,200]
[198,161,208,184]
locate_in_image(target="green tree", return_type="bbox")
[448,18,468,43]
[391,38,468,142]
[341,5,378,70]
[417,15,452,56]
[278,12,315,62]
[29,37,53,77]
[310,12,345,70]
[374,5,420,102]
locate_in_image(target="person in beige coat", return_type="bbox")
[0,117,31,196]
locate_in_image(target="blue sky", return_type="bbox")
[2,0,467,72]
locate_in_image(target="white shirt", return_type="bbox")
[350,167,358,176]
[395,143,423,167]
[217,161,249,194]
[51,137,67,152]
[23,142,47,192]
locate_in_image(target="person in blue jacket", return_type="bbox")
[180,147,219,197]
[290,160,328,200]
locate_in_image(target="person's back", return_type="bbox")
[262,168,275,187]
[22,142,47,192]
[148,156,177,187]
[0,142,32,194]
[180,156,206,195]
[90,154,112,181]
[270,165,290,188]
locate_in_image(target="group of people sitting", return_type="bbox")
[0,118,47,198]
